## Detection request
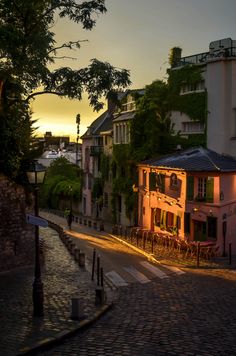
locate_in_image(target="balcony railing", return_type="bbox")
[173,47,236,68]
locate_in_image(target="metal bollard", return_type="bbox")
[71,297,83,320]
[91,249,96,281]
[97,255,100,286]
[95,287,105,306]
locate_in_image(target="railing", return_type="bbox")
[173,47,236,68]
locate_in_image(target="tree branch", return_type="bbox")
[25,90,66,102]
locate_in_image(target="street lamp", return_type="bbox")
[26,160,46,317]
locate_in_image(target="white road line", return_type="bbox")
[105,271,128,287]
[163,265,185,275]
[123,266,151,284]
[140,261,169,279]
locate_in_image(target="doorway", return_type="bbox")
[193,220,207,241]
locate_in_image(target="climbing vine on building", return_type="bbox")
[167,65,207,123]
[111,144,137,223]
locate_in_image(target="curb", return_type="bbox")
[17,299,113,355]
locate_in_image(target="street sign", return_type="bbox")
[26,214,48,228]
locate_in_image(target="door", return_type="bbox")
[193,220,207,241]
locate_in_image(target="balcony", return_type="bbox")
[90,146,103,156]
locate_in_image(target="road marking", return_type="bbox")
[105,271,128,287]
[163,265,185,275]
[123,266,151,284]
[140,261,169,279]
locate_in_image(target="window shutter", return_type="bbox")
[149,172,156,191]
[187,176,194,201]
[206,177,214,203]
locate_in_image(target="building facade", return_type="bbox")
[170,38,236,157]
[138,147,236,255]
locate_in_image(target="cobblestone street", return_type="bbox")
[0,226,103,356]
[39,268,236,356]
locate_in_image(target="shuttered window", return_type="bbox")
[187,176,194,201]
[157,173,165,193]
[206,177,214,203]
[149,172,156,191]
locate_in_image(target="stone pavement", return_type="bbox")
[1,211,236,356]
[0,213,113,356]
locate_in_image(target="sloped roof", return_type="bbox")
[81,110,113,138]
[140,147,236,172]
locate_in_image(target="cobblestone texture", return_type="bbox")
[0,226,100,356]
[1,212,236,356]
[39,269,236,355]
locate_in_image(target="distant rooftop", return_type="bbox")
[173,38,236,68]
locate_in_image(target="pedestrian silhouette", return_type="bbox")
[67,210,73,230]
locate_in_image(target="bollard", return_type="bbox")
[97,255,100,286]
[91,249,96,281]
[88,220,91,227]
[99,222,104,231]
[95,287,105,306]
[71,297,84,320]
[101,267,104,288]
[78,252,85,267]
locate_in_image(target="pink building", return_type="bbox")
[137,147,236,255]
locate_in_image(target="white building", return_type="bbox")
[171,38,236,157]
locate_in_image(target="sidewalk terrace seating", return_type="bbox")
[122,226,220,264]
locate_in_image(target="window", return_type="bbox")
[184,212,191,234]
[196,177,214,203]
[198,177,207,199]
[157,173,165,193]
[182,121,204,134]
[154,208,161,226]
[170,173,178,189]
[187,176,194,201]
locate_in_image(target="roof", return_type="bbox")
[81,110,113,138]
[140,147,236,172]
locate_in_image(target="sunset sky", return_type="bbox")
[32,0,236,141]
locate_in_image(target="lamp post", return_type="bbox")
[76,113,80,166]
[26,160,46,317]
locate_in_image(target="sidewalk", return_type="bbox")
[0,213,113,356]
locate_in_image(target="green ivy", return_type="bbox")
[168,65,207,123]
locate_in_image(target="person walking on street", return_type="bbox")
[67,210,73,230]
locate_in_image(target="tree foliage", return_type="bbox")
[0,0,131,178]
[40,157,83,208]
[0,0,130,106]
[130,80,175,161]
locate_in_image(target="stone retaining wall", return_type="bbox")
[0,174,35,271]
